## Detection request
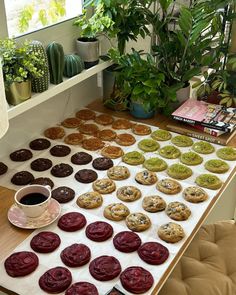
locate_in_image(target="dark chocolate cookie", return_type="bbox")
[138,242,169,265]
[60,243,91,267]
[75,169,98,183]
[113,231,142,253]
[92,157,114,170]
[10,149,33,162]
[120,266,154,294]
[86,221,113,242]
[31,177,54,189]
[39,266,72,293]
[29,138,51,150]
[50,145,71,157]
[89,255,121,281]
[30,231,61,253]
[71,151,93,165]
[4,251,39,277]
[30,158,53,171]
[52,186,75,203]
[65,282,98,295]
[0,162,8,175]
[11,171,34,186]
[51,163,73,178]
[58,212,87,232]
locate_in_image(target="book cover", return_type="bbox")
[167,121,236,145]
[188,123,226,137]
[172,99,236,132]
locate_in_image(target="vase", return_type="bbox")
[5,80,31,106]
[103,65,116,102]
[130,101,155,119]
[76,38,99,69]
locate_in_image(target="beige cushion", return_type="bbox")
[159,220,236,295]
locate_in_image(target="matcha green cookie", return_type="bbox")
[180,151,203,166]
[216,147,236,161]
[138,139,160,152]
[159,145,181,159]
[167,163,193,180]
[204,159,230,174]
[195,174,222,190]
[143,157,168,172]
[192,141,215,154]
[122,151,145,165]
[171,135,193,147]
[151,129,172,141]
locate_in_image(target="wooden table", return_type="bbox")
[0,99,235,294]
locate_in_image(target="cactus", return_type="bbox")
[46,42,64,84]
[63,54,84,78]
[30,40,49,93]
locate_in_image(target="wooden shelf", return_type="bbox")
[7,60,113,120]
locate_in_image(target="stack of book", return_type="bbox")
[168,99,236,145]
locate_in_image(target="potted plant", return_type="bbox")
[108,48,175,118]
[73,3,114,68]
[147,0,234,106]
[0,38,44,106]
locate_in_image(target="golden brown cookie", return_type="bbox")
[61,117,82,128]
[158,222,185,243]
[44,127,65,140]
[126,213,151,232]
[97,129,117,141]
[156,178,182,195]
[78,123,99,135]
[132,124,152,135]
[101,146,124,159]
[92,178,116,194]
[64,133,84,145]
[82,137,105,151]
[76,192,103,209]
[95,114,114,125]
[76,109,96,120]
[135,170,158,185]
[117,186,141,202]
[103,203,130,221]
[107,166,130,180]
[183,186,208,203]
[112,119,133,130]
[115,133,136,146]
[166,202,191,221]
[142,196,166,212]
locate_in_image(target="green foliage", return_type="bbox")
[108,48,176,113]
[0,38,44,86]
[18,0,66,34]
[73,4,114,39]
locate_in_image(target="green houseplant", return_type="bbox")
[0,38,44,105]
[108,48,175,117]
[73,3,114,68]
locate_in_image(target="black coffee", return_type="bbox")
[19,193,48,205]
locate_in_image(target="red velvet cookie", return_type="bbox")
[138,242,169,265]
[58,212,87,232]
[60,243,91,267]
[30,231,61,253]
[113,231,141,253]
[4,251,39,277]
[120,266,154,294]
[86,221,113,242]
[89,255,121,281]
[39,266,72,293]
[65,282,99,295]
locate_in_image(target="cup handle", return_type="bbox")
[45,185,52,191]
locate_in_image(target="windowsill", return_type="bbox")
[7,60,113,120]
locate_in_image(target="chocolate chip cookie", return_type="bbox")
[156,178,182,194]
[76,191,103,209]
[107,166,130,180]
[92,178,116,194]
[126,212,151,232]
[116,186,141,202]
[158,222,185,243]
[183,186,208,203]
[142,196,166,212]
[104,203,130,221]
[166,202,191,221]
[135,170,158,185]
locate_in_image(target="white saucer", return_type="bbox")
[8,199,61,229]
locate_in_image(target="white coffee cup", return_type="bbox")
[14,185,51,218]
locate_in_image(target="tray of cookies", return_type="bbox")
[0,108,236,294]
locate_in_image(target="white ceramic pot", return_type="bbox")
[76,38,99,69]
[176,84,191,105]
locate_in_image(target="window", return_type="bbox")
[4,0,82,38]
